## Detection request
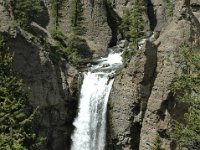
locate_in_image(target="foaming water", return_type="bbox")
[71,51,123,150]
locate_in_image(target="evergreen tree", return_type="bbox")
[70,0,85,35]
[12,0,42,28]
[0,35,43,149]
[49,0,63,29]
[170,45,200,149]
[166,0,175,17]
[120,0,144,47]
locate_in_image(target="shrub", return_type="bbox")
[0,34,44,149]
[120,0,144,47]
[170,45,200,149]
[13,0,42,29]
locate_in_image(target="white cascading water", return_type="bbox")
[71,48,123,150]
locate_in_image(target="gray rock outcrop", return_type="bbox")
[0,0,115,149]
[4,32,78,150]
[44,0,112,58]
[1,0,200,150]
[107,0,200,149]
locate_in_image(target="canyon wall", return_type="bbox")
[0,0,112,149]
[107,0,200,149]
[1,0,200,150]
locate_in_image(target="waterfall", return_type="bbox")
[71,50,123,150]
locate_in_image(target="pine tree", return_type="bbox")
[12,0,42,28]
[70,0,85,35]
[49,0,63,29]
[170,45,200,149]
[120,0,144,47]
[0,35,43,149]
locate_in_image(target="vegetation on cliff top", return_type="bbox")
[166,0,175,18]
[11,0,84,66]
[120,0,144,47]
[49,0,63,29]
[0,35,43,149]
[170,45,200,149]
[10,0,42,29]
[120,0,144,65]
[45,30,82,66]
[70,0,85,35]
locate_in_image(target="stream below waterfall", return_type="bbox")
[71,44,124,150]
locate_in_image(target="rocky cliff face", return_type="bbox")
[107,0,200,149]
[44,0,112,57]
[0,0,113,149]
[6,33,78,150]
[107,41,157,150]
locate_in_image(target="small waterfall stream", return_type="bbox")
[71,47,123,150]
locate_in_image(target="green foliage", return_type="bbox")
[120,0,144,64]
[0,35,43,149]
[70,0,81,26]
[0,36,12,75]
[115,67,123,76]
[49,0,64,28]
[170,45,200,149]
[45,0,84,66]
[44,0,84,66]
[122,47,136,66]
[50,28,68,46]
[171,107,200,148]
[120,0,144,47]
[166,0,175,17]
[63,35,82,66]
[13,0,42,29]
[152,137,165,150]
[120,9,131,35]
[70,0,85,35]
[41,32,81,66]
[51,29,67,41]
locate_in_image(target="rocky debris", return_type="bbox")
[117,40,126,48]
[191,0,200,12]
[107,72,116,85]
[86,63,92,67]
[138,31,160,49]
[102,63,110,68]
[108,71,116,79]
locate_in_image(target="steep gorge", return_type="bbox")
[108,0,200,149]
[0,0,200,150]
[0,0,113,149]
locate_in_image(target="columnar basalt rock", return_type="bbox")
[107,41,157,150]
[139,20,190,149]
[108,0,200,150]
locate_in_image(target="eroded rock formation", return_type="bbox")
[107,0,200,150]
